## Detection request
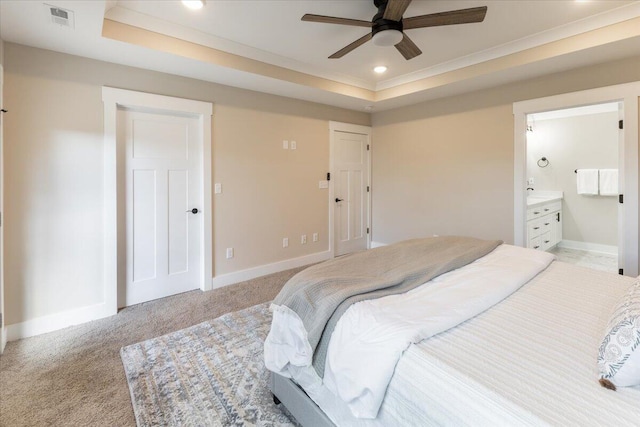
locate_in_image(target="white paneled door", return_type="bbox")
[123,110,201,306]
[333,130,369,256]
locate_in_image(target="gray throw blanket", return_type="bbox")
[273,236,502,377]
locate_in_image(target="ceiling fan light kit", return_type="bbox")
[301,0,487,60]
[181,0,204,10]
[372,29,403,47]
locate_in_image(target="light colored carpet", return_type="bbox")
[0,266,305,427]
[121,303,295,426]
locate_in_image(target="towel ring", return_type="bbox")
[537,157,549,168]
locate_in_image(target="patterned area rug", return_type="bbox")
[121,303,298,426]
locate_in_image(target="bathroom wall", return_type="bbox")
[526,110,619,247]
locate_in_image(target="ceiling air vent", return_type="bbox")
[44,4,75,28]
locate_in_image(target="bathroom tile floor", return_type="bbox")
[548,246,618,274]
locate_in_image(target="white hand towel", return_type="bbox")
[599,169,619,196]
[576,169,598,195]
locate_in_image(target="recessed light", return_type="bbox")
[374,66,387,74]
[182,0,205,10]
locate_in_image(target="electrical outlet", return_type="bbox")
[313,233,318,242]
[301,234,307,244]
[290,140,297,150]
[282,140,289,149]
[226,248,234,259]
[283,237,289,248]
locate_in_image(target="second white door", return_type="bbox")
[333,129,370,256]
[122,109,202,306]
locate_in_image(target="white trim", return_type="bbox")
[6,302,114,341]
[370,241,387,248]
[102,87,213,312]
[106,6,373,92]
[211,251,331,290]
[0,63,5,353]
[513,81,640,276]
[376,3,640,91]
[329,121,373,258]
[558,240,618,256]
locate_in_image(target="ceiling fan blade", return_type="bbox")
[383,0,412,21]
[395,34,422,60]
[329,33,373,59]
[403,6,487,30]
[302,14,373,28]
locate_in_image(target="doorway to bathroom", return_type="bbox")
[525,102,620,273]
[513,81,640,277]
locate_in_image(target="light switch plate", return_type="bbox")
[282,140,289,149]
[283,237,289,248]
[318,180,329,189]
[226,248,234,259]
[290,140,297,150]
[214,183,222,194]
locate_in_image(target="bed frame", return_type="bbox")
[270,373,335,427]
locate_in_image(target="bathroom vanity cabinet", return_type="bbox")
[526,199,562,251]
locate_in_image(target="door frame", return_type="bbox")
[329,121,372,258]
[102,87,213,311]
[0,64,5,353]
[513,81,640,276]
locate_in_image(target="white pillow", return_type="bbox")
[597,281,640,389]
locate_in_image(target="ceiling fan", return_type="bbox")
[301,0,488,60]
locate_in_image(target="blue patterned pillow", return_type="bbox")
[597,281,640,389]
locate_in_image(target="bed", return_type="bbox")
[264,238,640,426]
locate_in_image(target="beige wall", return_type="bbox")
[527,112,618,246]
[5,40,640,328]
[3,43,369,325]
[371,55,640,245]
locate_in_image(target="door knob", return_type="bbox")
[335,198,343,203]
[187,208,199,214]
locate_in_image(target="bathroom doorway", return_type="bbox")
[525,103,620,273]
[513,82,640,277]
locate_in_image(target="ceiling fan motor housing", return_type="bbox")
[372,0,403,36]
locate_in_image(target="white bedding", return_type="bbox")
[322,244,554,418]
[326,261,640,426]
[265,244,555,420]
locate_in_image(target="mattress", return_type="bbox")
[314,261,640,426]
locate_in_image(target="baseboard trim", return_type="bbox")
[370,241,387,248]
[5,251,336,341]
[211,250,332,290]
[1,326,6,354]
[558,240,618,256]
[6,302,116,342]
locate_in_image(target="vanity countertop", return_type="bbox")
[526,191,563,207]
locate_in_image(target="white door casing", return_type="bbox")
[103,87,212,312]
[0,64,5,353]
[617,102,625,268]
[330,122,371,257]
[513,82,640,276]
[123,110,201,306]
